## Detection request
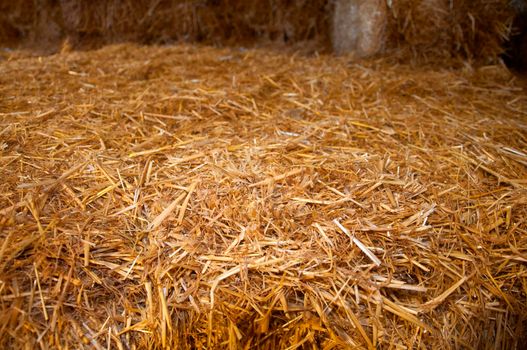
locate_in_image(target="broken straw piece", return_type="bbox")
[333,219,382,266]
[147,192,186,231]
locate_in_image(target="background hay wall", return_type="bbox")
[0,0,520,64]
[0,0,331,51]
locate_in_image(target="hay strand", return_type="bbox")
[333,219,382,266]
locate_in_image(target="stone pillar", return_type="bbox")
[332,0,387,57]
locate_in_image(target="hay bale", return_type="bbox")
[386,0,516,62]
[0,0,331,51]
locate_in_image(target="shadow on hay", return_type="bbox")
[502,3,527,74]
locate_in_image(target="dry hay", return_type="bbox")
[0,0,331,51]
[0,0,520,63]
[1,43,527,349]
[386,0,516,63]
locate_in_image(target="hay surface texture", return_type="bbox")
[1,44,527,349]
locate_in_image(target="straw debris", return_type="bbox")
[0,43,526,348]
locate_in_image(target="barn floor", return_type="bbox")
[0,43,526,349]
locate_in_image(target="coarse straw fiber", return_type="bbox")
[1,42,526,349]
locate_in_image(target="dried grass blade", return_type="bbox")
[147,192,186,231]
[177,181,198,225]
[334,219,381,266]
[249,168,303,187]
[420,273,473,312]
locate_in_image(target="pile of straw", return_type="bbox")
[1,43,526,348]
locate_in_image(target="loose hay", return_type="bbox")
[1,43,527,349]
